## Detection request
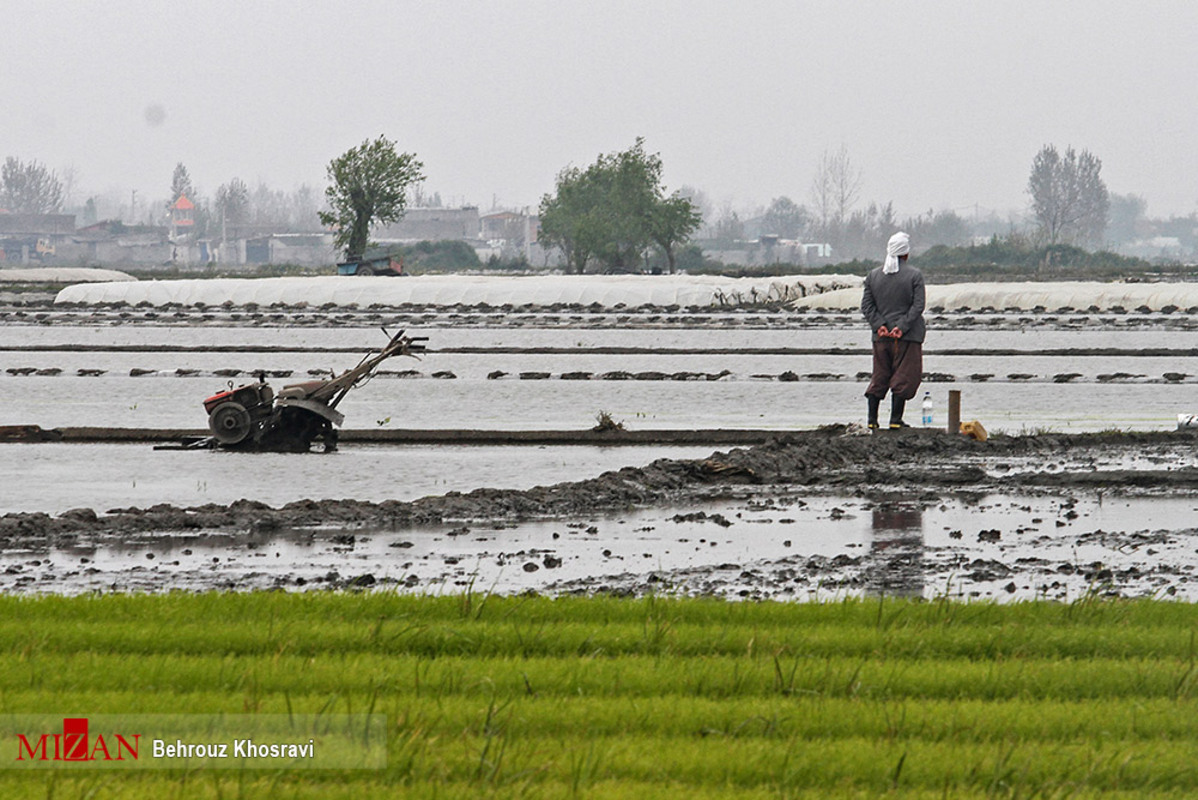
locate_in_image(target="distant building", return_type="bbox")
[243,233,338,267]
[479,211,528,242]
[69,220,171,265]
[0,213,76,264]
[1118,236,1187,261]
[169,195,196,243]
[480,210,540,261]
[375,207,481,242]
[0,213,75,236]
[700,237,833,267]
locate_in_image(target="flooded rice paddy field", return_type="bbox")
[5,312,1198,432]
[3,306,1198,600]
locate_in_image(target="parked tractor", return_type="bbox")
[336,252,405,276]
[200,329,426,451]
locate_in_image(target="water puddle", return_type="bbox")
[4,492,1195,602]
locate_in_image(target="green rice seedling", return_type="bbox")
[1,594,1197,798]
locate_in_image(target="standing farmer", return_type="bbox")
[861,231,926,429]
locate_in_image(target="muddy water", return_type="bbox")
[3,492,1195,601]
[0,443,711,516]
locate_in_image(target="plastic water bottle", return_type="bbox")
[921,392,933,427]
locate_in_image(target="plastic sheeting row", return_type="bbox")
[55,274,861,309]
[1,267,135,283]
[791,281,1198,312]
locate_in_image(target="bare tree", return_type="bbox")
[1027,144,1110,247]
[216,178,250,241]
[711,204,744,246]
[810,145,861,242]
[1,157,64,214]
[250,182,286,226]
[410,182,444,208]
[830,148,862,227]
[287,184,322,232]
[810,158,834,235]
[59,164,80,208]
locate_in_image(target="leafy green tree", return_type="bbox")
[1028,144,1109,247]
[1,157,64,213]
[651,193,702,273]
[539,138,700,274]
[677,185,713,236]
[169,162,195,204]
[595,141,661,271]
[319,135,424,259]
[538,165,600,273]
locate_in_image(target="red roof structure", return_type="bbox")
[171,194,195,229]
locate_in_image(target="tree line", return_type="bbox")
[1,138,1188,266]
[690,142,1118,263]
[0,156,326,236]
[165,163,324,237]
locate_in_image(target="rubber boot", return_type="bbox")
[889,396,908,429]
[867,396,880,429]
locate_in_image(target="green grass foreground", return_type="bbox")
[0,592,1196,798]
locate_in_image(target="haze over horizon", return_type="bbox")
[5,1,1196,222]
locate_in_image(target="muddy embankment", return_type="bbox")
[4,427,1197,546]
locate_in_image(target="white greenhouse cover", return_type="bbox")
[54,274,860,308]
[791,281,1198,312]
[1,267,134,283]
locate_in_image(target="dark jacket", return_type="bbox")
[861,263,926,343]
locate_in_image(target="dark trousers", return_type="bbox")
[865,339,923,401]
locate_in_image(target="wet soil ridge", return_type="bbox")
[4,427,1196,543]
[5,364,1197,385]
[7,299,1198,333]
[2,425,776,446]
[10,343,1198,358]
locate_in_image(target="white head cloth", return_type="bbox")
[883,231,910,274]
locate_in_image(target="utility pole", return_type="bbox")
[130,189,137,224]
[524,206,532,263]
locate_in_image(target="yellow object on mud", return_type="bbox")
[960,420,988,441]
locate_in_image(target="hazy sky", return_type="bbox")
[5,1,1196,220]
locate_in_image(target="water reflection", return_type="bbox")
[865,505,925,598]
